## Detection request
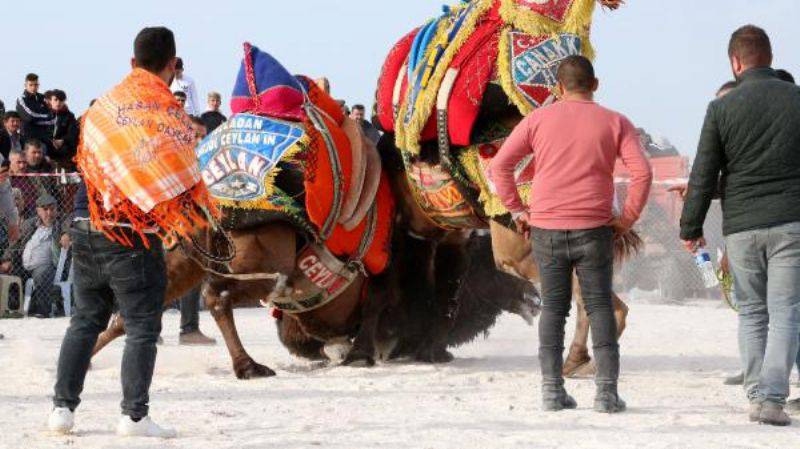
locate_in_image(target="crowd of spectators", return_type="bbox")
[0,63,232,319]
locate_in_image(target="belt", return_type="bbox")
[72,219,158,234]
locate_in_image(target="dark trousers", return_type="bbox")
[53,228,166,419]
[28,263,61,317]
[532,226,619,392]
[179,287,201,334]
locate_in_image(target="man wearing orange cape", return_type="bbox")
[48,27,217,438]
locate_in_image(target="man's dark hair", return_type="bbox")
[717,80,738,95]
[25,138,44,150]
[3,111,21,122]
[175,57,184,70]
[351,104,365,112]
[46,89,67,101]
[556,55,596,93]
[25,73,38,82]
[728,25,772,67]
[89,99,97,107]
[133,27,176,73]
[775,69,795,84]
[173,91,187,99]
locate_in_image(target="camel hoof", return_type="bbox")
[234,360,277,379]
[342,349,375,367]
[564,359,596,379]
[416,348,454,364]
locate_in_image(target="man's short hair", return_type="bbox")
[24,138,44,150]
[728,25,772,67]
[775,69,795,84]
[175,57,184,71]
[46,89,67,101]
[717,80,738,95]
[133,27,176,73]
[173,91,187,99]
[3,111,20,122]
[208,91,221,101]
[351,104,365,112]
[556,55,596,93]
[25,73,38,82]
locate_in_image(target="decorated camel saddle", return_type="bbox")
[375,0,609,229]
[197,43,394,312]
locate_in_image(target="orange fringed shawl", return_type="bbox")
[76,68,218,246]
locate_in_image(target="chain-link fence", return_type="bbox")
[614,180,724,301]
[1,172,80,317]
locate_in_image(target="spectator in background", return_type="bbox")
[16,74,54,142]
[176,117,217,345]
[24,139,53,173]
[349,104,381,144]
[46,90,79,171]
[0,157,21,245]
[337,99,350,116]
[173,91,187,110]
[19,193,66,317]
[170,57,200,115]
[6,150,37,219]
[0,111,25,159]
[200,92,226,133]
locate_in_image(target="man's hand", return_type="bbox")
[60,233,71,249]
[7,224,19,243]
[512,211,531,239]
[667,183,689,201]
[608,217,630,236]
[682,237,707,254]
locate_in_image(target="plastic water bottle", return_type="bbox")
[695,248,719,288]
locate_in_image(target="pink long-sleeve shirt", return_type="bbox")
[491,99,652,230]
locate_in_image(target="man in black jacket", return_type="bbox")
[0,111,25,160]
[200,91,226,133]
[45,90,79,171]
[16,74,54,143]
[679,25,800,426]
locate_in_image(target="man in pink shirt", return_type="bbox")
[491,56,652,413]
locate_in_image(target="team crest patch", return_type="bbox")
[196,113,305,204]
[509,31,581,108]
[513,0,575,23]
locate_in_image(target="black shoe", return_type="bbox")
[594,385,627,414]
[542,387,578,411]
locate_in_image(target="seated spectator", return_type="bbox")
[173,91,187,110]
[16,73,53,143]
[19,194,68,317]
[46,90,79,171]
[200,92,226,133]
[349,104,381,144]
[0,111,25,160]
[24,139,54,173]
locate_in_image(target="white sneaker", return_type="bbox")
[47,407,74,434]
[116,415,177,438]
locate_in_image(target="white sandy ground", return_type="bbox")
[1,300,799,449]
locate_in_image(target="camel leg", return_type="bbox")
[91,313,126,357]
[564,289,628,378]
[343,273,392,367]
[612,292,628,338]
[205,283,276,379]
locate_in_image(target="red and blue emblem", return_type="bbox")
[509,31,582,108]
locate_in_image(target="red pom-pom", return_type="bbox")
[271,307,283,320]
[479,143,498,159]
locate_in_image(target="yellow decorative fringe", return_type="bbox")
[498,0,596,40]
[458,147,531,217]
[394,0,493,155]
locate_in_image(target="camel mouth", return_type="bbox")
[515,291,541,325]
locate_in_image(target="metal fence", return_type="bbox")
[1,172,80,317]
[614,180,724,301]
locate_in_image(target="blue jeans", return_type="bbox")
[532,227,619,394]
[53,227,166,419]
[726,222,800,404]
